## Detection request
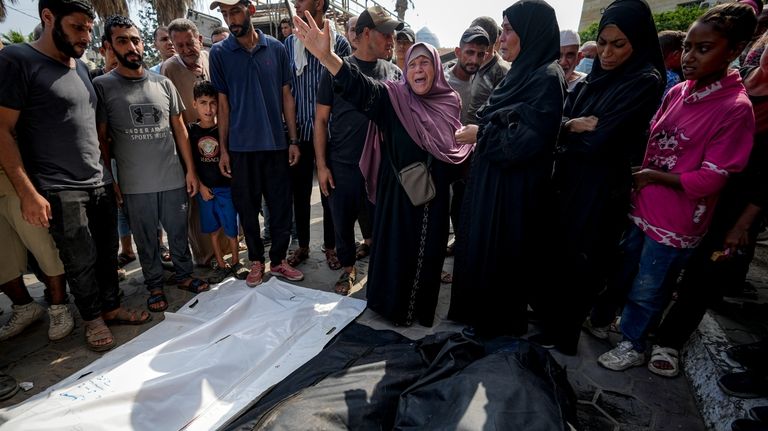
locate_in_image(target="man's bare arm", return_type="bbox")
[0,106,51,227]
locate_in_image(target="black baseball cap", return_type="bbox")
[460,26,490,45]
[356,6,404,34]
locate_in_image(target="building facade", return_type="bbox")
[579,0,728,30]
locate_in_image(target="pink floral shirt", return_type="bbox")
[630,70,755,248]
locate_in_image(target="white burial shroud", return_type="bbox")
[0,278,367,431]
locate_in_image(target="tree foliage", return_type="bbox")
[580,5,704,42]
[137,1,160,68]
[1,29,26,44]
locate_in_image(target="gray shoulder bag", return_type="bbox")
[391,154,436,206]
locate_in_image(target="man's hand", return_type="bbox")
[186,172,199,197]
[289,145,301,167]
[219,150,232,178]
[317,165,335,197]
[200,185,214,201]
[724,225,749,253]
[113,182,124,207]
[20,191,51,228]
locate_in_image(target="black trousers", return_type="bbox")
[230,150,292,264]
[290,140,335,248]
[327,161,373,267]
[45,186,120,321]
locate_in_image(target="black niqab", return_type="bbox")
[588,0,666,89]
[482,0,561,115]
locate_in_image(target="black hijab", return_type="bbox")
[588,0,666,88]
[482,0,561,115]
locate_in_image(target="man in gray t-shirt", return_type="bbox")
[0,1,151,352]
[445,27,489,126]
[94,16,206,313]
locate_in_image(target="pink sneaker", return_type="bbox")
[270,260,304,281]
[245,261,265,287]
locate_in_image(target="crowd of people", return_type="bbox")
[1,0,768,417]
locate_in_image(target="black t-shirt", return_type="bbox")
[316,56,401,165]
[0,43,105,190]
[188,122,230,188]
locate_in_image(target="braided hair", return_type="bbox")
[696,3,758,49]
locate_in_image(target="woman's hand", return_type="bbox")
[455,125,478,145]
[565,116,598,133]
[292,12,342,74]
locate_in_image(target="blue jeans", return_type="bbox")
[591,224,693,352]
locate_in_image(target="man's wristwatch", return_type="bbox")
[289,138,299,145]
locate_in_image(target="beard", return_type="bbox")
[52,18,85,58]
[114,49,143,70]
[459,62,479,75]
[228,21,252,38]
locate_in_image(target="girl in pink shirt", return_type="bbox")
[591,3,757,372]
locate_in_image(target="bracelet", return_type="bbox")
[289,138,299,145]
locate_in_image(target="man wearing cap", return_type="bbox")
[314,5,403,295]
[559,29,586,92]
[442,26,488,282]
[466,16,510,126]
[446,26,489,125]
[394,27,415,71]
[283,0,351,271]
[209,0,303,286]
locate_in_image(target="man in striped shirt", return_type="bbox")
[284,0,351,270]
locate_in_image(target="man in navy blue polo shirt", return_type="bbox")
[209,0,303,286]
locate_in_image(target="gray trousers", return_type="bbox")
[123,187,193,291]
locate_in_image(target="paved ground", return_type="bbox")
[0,186,725,430]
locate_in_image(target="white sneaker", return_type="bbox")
[598,341,646,371]
[47,304,75,341]
[0,302,45,341]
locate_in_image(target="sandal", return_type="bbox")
[325,249,342,270]
[286,247,310,267]
[647,345,679,377]
[177,278,210,293]
[355,242,371,260]
[334,268,356,296]
[440,271,453,284]
[147,291,169,312]
[103,307,152,326]
[84,317,116,352]
[117,253,136,267]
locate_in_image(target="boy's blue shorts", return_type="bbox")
[197,187,238,238]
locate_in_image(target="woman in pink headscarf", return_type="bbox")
[294,13,472,327]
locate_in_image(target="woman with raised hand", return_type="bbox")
[538,0,666,355]
[293,12,472,327]
[447,0,565,337]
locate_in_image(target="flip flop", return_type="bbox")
[177,278,210,293]
[103,308,152,326]
[647,345,679,377]
[147,292,169,312]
